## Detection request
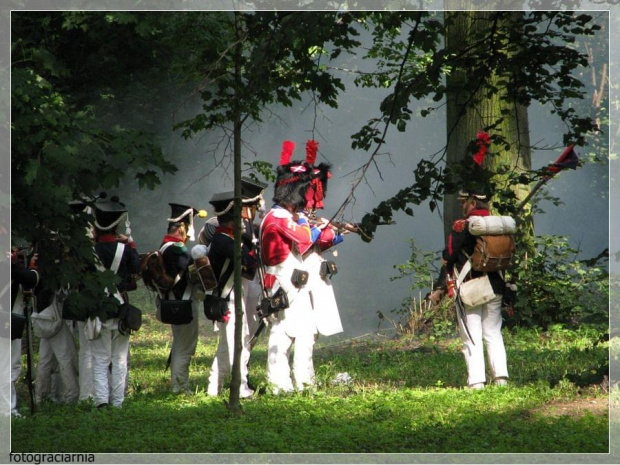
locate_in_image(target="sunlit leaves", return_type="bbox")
[352,11,601,241]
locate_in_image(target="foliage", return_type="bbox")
[172,11,362,139]
[244,160,277,183]
[355,11,602,240]
[11,287,609,453]
[511,235,609,330]
[388,239,456,338]
[11,12,178,317]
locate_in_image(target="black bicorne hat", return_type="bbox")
[457,188,489,202]
[94,197,127,231]
[168,203,207,241]
[209,178,268,217]
[68,199,88,214]
[168,203,199,225]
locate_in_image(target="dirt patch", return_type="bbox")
[532,397,609,418]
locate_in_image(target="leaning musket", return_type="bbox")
[22,290,36,414]
[248,210,274,349]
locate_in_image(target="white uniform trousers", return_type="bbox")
[170,301,199,393]
[207,290,253,397]
[458,294,509,386]
[267,317,317,393]
[10,338,22,415]
[35,322,78,404]
[77,321,94,401]
[243,276,262,341]
[90,318,130,407]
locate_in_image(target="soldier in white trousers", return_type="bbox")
[88,197,140,408]
[260,141,323,393]
[443,189,509,389]
[160,203,203,394]
[9,246,39,416]
[205,180,266,397]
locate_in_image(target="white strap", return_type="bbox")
[11,288,25,316]
[219,259,234,299]
[181,281,192,301]
[94,243,126,303]
[456,260,472,289]
[159,242,175,254]
[110,243,125,274]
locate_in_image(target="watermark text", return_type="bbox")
[9,453,95,464]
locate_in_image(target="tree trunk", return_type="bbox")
[228,11,243,416]
[444,10,533,245]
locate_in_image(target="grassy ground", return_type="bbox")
[11,284,611,454]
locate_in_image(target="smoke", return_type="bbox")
[115,14,608,338]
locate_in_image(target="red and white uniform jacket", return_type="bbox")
[259,206,315,336]
[260,206,314,267]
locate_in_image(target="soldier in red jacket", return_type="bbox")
[259,141,321,393]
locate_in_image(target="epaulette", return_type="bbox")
[452,219,467,233]
[171,242,187,253]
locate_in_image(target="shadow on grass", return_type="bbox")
[10,386,609,454]
[11,284,609,454]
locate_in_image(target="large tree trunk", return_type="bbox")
[444,10,533,242]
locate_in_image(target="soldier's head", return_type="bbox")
[273,140,313,212]
[167,203,204,242]
[93,196,127,237]
[209,177,267,226]
[458,189,489,216]
[167,221,188,241]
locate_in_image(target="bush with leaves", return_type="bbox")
[510,235,608,330]
[389,239,457,338]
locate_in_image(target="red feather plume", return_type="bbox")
[280,140,296,166]
[305,140,319,165]
[473,131,491,166]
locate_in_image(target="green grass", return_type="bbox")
[11,284,611,453]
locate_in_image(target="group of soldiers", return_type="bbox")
[7,139,351,414]
[7,138,512,416]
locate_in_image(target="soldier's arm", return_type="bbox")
[270,214,314,255]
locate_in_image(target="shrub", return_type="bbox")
[509,235,608,329]
[389,239,457,338]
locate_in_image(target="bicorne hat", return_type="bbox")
[168,203,206,241]
[94,196,127,231]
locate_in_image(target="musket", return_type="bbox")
[247,212,272,349]
[454,281,475,345]
[516,145,579,213]
[308,215,395,238]
[22,290,36,415]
